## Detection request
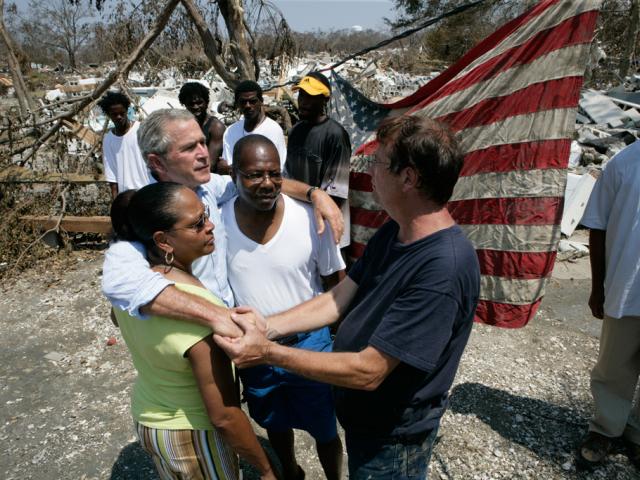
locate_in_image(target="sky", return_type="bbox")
[272,0,396,32]
[10,0,397,33]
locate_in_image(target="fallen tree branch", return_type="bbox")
[0,0,36,117]
[17,0,180,167]
[30,94,93,114]
[0,128,37,145]
[180,0,241,87]
[77,116,109,166]
[11,184,69,273]
[263,0,487,91]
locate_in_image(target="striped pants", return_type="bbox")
[136,422,239,480]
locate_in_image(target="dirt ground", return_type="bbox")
[0,233,638,479]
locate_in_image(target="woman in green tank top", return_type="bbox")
[109,182,275,480]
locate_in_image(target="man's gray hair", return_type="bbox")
[137,109,196,161]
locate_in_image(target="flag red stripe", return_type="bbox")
[354,140,380,157]
[476,250,557,279]
[411,11,598,111]
[345,0,599,328]
[351,206,389,229]
[349,241,367,260]
[356,140,573,182]
[351,242,557,280]
[350,171,373,191]
[382,0,564,109]
[474,298,543,328]
[436,77,583,131]
[460,139,571,176]
[448,197,563,225]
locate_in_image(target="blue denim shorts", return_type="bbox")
[239,327,338,443]
[345,426,440,480]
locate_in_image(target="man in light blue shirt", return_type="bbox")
[578,140,640,469]
[102,109,344,334]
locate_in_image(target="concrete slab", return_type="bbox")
[561,171,598,237]
[580,90,629,127]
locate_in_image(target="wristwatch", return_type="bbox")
[306,186,319,202]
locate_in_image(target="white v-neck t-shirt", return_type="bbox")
[222,117,287,168]
[222,194,345,316]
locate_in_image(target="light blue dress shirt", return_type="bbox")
[581,141,640,318]
[101,175,237,316]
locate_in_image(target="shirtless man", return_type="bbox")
[178,82,226,173]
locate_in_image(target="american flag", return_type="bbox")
[329,0,602,328]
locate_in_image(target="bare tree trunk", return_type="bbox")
[620,0,640,79]
[0,0,35,117]
[180,0,257,89]
[179,0,241,88]
[68,50,77,71]
[19,0,180,165]
[217,0,256,80]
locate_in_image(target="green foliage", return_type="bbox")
[388,0,529,62]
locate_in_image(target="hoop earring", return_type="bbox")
[164,250,174,266]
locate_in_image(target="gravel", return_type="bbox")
[0,247,637,479]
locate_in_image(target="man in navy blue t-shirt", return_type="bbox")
[216,114,481,479]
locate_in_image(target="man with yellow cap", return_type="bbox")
[285,72,352,250]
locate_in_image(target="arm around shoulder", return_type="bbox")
[141,286,242,337]
[102,240,241,336]
[102,240,172,317]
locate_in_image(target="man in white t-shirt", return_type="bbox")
[578,140,640,469]
[98,91,150,198]
[222,134,345,480]
[221,81,287,170]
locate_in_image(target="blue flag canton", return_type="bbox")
[329,72,390,151]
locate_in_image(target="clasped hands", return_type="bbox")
[213,306,276,368]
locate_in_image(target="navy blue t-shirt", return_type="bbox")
[333,221,480,440]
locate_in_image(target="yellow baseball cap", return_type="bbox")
[293,75,331,98]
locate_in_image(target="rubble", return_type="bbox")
[559,78,640,249]
[580,90,631,128]
[4,48,640,267]
[2,51,442,179]
[561,171,598,238]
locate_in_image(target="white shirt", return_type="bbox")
[103,121,151,192]
[102,175,237,316]
[581,141,640,318]
[222,194,345,316]
[222,117,287,168]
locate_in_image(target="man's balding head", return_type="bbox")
[232,134,280,171]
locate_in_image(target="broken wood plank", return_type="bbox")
[21,215,112,234]
[61,119,99,147]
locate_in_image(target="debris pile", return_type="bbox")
[559,82,640,259]
[2,52,441,176]
[5,46,640,270]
